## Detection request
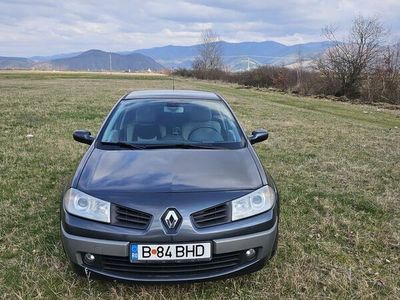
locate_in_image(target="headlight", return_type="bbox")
[231,185,275,221]
[63,188,110,223]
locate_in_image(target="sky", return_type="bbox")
[1,0,399,57]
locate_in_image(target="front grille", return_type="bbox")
[192,204,229,228]
[99,251,242,276]
[111,205,152,230]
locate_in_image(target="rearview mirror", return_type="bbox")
[73,130,95,145]
[248,129,268,144]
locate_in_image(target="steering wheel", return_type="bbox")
[188,127,223,142]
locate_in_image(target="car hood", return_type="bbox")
[77,147,262,193]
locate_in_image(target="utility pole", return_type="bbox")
[247,57,250,71]
[109,52,112,73]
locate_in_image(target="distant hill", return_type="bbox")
[0,40,332,72]
[0,57,34,69]
[40,50,164,71]
[30,52,83,62]
[0,50,164,71]
[132,40,332,70]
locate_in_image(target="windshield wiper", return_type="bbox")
[101,141,147,149]
[101,141,225,150]
[141,143,225,150]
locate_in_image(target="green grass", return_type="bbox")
[0,71,399,299]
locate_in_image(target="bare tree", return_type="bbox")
[193,29,224,79]
[365,42,400,104]
[317,16,387,98]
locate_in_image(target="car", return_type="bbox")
[61,90,279,282]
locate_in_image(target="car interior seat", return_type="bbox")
[131,106,162,142]
[182,106,223,142]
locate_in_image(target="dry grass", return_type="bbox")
[0,71,399,299]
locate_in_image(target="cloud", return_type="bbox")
[0,0,399,56]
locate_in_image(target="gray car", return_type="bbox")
[61,90,279,282]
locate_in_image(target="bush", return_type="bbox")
[173,62,400,105]
[173,66,328,96]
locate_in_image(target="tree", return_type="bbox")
[365,42,400,104]
[316,16,387,98]
[192,29,224,79]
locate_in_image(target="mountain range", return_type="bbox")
[0,57,34,69]
[0,40,331,72]
[131,40,331,70]
[36,50,164,71]
[0,50,163,72]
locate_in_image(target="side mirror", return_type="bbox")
[248,129,268,144]
[73,130,95,145]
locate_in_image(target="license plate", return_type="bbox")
[130,243,211,262]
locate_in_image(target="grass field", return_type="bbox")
[0,71,399,299]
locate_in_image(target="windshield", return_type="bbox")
[99,98,245,149]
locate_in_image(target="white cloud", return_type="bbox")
[0,0,399,56]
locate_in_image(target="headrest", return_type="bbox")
[136,106,157,123]
[190,105,212,122]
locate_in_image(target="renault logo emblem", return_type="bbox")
[162,208,182,231]
[165,210,179,228]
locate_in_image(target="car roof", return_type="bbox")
[124,90,221,100]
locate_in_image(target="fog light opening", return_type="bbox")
[245,248,256,260]
[83,253,96,265]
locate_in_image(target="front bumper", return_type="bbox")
[61,220,278,282]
